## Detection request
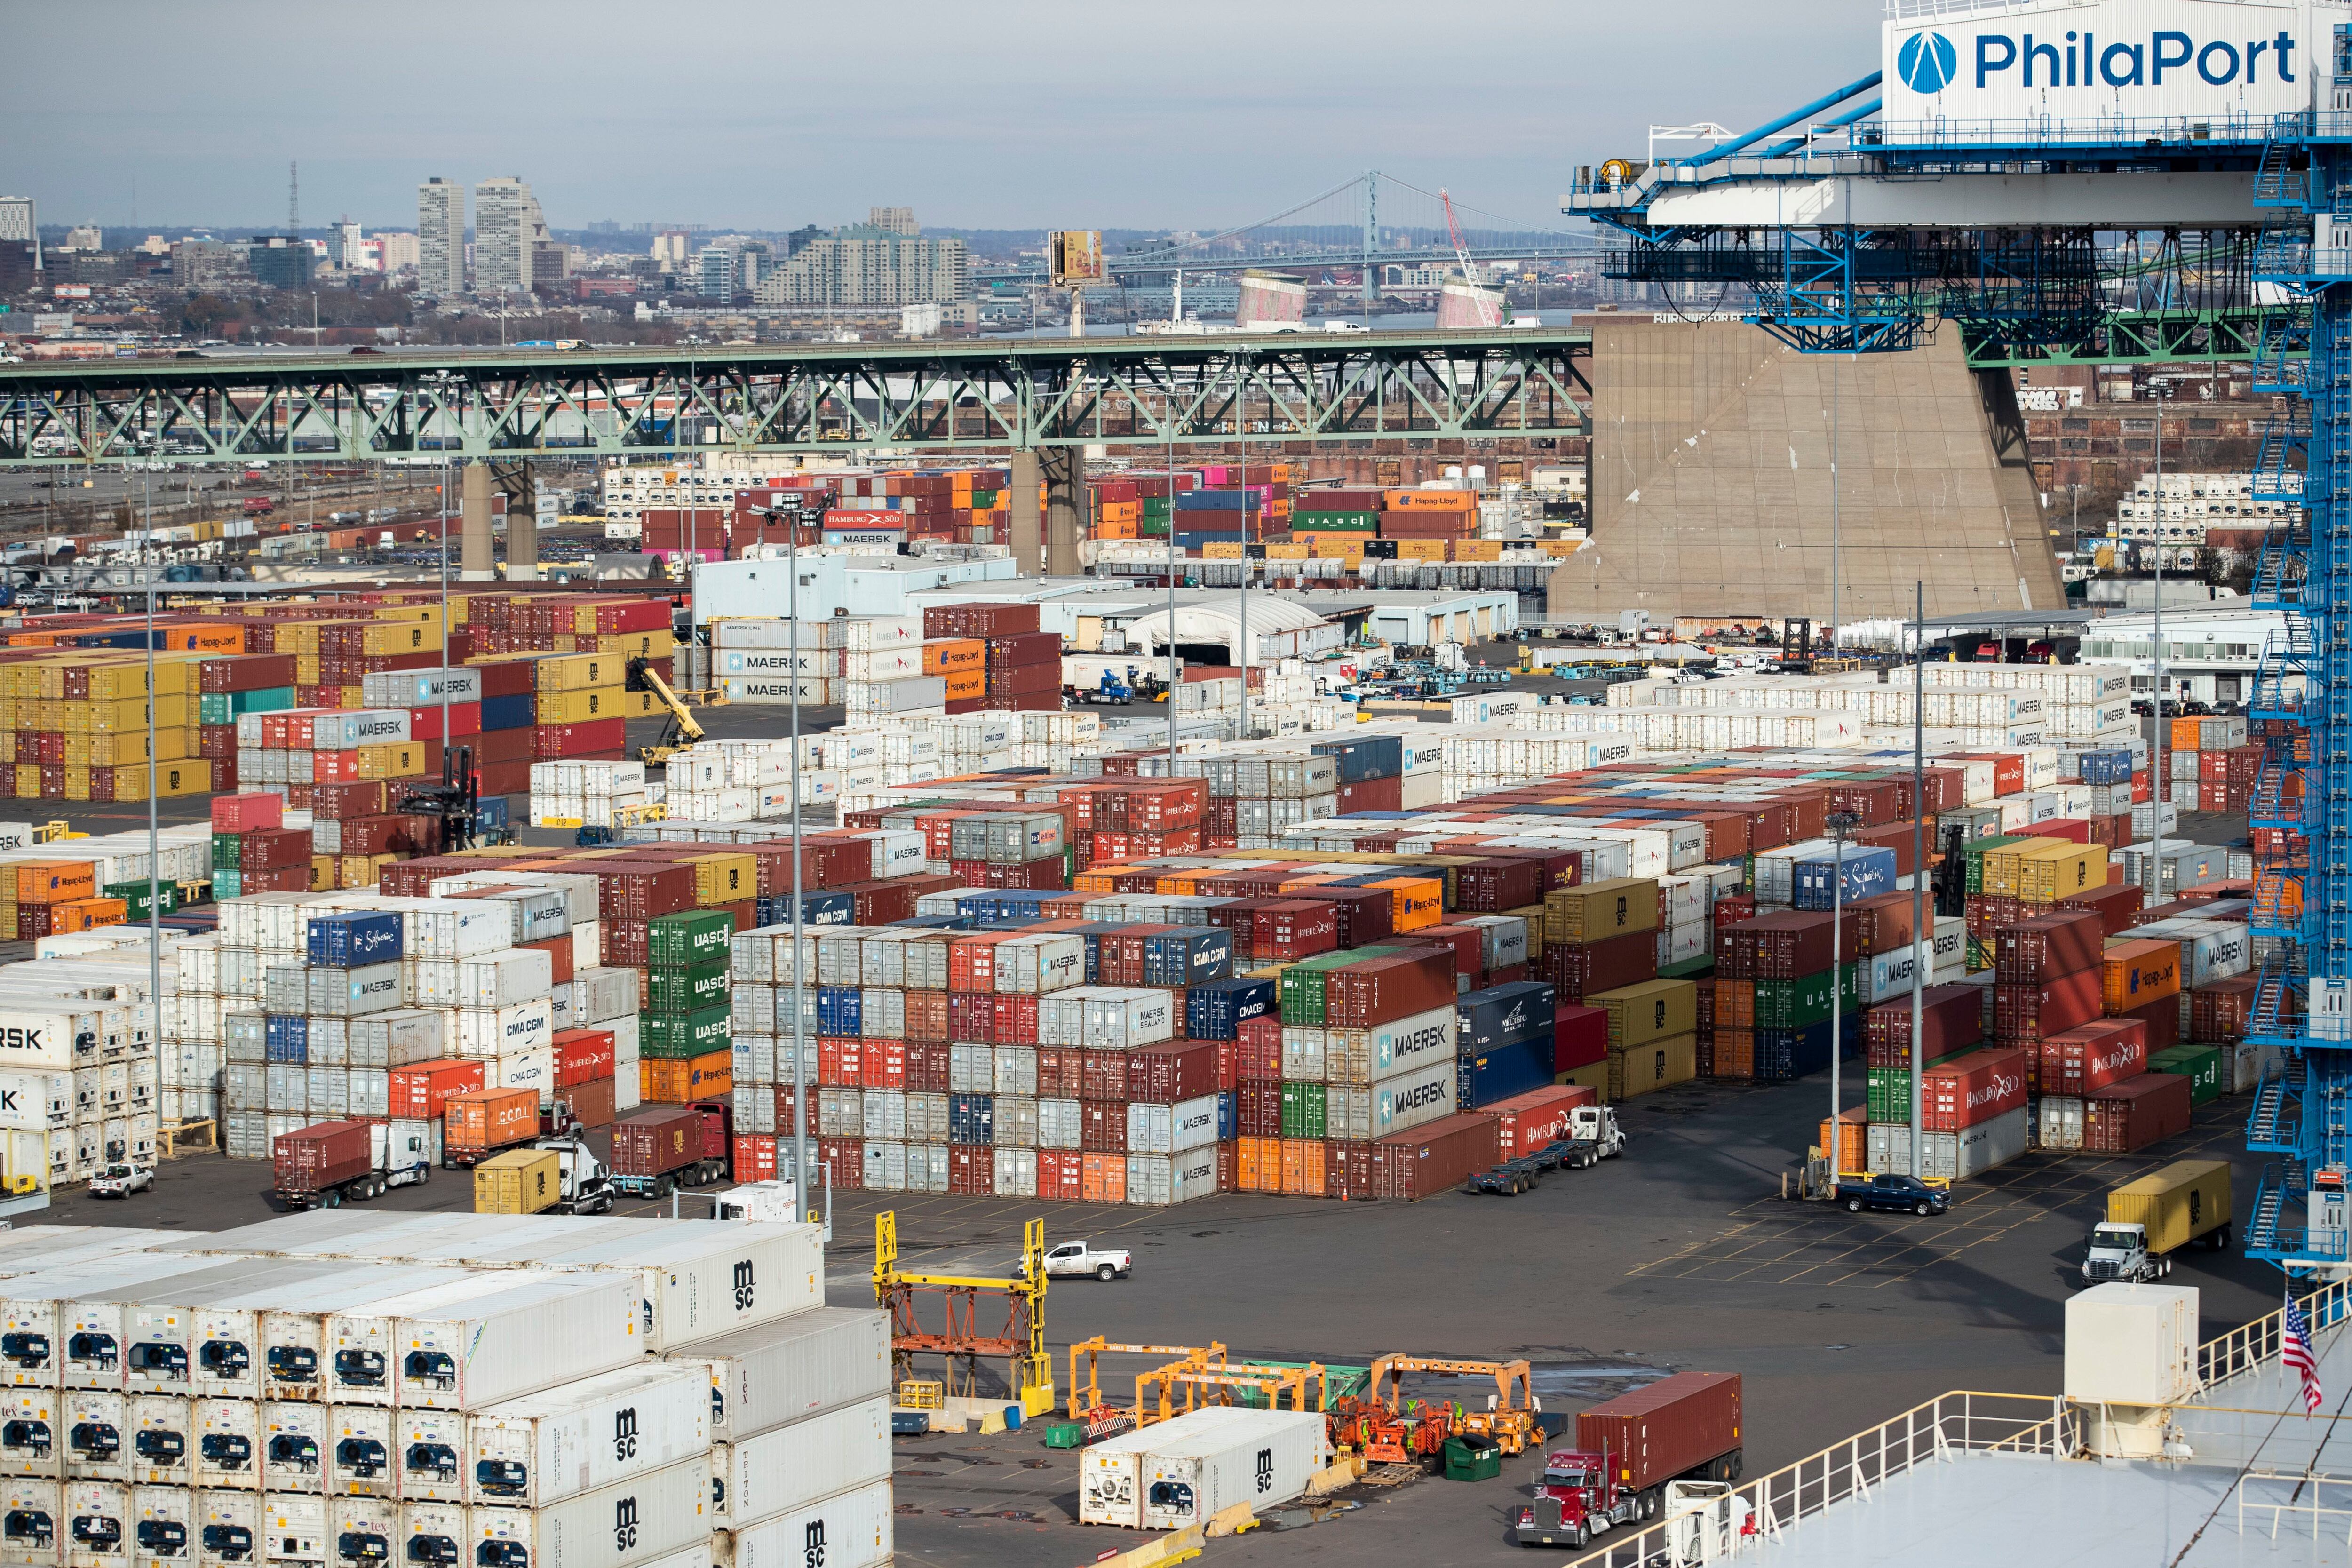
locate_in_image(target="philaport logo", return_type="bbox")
[1899,30,1960,92]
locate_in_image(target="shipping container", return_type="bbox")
[1369,1113,1499,1201]
[393,1273,639,1409]
[664,1306,890,1443]
[729,1477,892,1568]
[1574,1371,1742,1496]
[463,1363,707,1508]
[463,1454,710,1568]
[714,1393,890,1528]
[1078,1408,1330,1529]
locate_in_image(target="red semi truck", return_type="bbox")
[1513,1371,1743,1550]
[271,1120,433,1210]
[608,1101,732,1198]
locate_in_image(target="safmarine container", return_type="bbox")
[713,1394,890,1528]
[1790,846,1896,911]
[730,1477,892,1568]
[663,1306,891,1444]
[305,914,403,970]
[464,1363,707,1509]
[1078,1408,1329,1529]
[465,1454,710,1568]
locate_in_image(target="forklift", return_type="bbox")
[1777,617,1817,672]
[394,744,511,852]
[626,655,719,766]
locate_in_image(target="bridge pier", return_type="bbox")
[460,462,497,582]
[1009,448,1083,577]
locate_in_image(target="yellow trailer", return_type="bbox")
[2085,1159,2232,1282]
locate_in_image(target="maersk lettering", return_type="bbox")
[1390,1080,1450,1114]
[0,1028,47,1053]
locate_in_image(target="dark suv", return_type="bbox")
[1835,1173,1950,1217]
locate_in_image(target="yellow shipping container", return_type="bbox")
[1264,543,1311,561]
[686,852,757,906]
[1608,1032,1699,1101]
[294,655,323,687]
[2016,839,2107,903]
[1557,1060,1610,1099]
[474,1148,562,1214]
[2106,1159,2232,1253]
[596,630,676,662]
[309,855,337,891]
[1452,540,1503,563]
[1590,978,1700,1049]
[62,696,191,735]
[62,768,88,803]
[11,766,35,799]
[372,604,440,624]
[1544,877,1660,945]
[66,729,188,769]
[356,743,431,780]
[535,652,621,692]
[534,686,627,725]
[1508,902,1549,957]
[341,853,397,889]
[1394,540,1447,562]
[1201,542,1247,560]
[109,759,212,801]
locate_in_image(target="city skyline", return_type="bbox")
[2,0,1878,232]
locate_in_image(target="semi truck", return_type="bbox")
[609,1101,732,1198]
[270,1121,435,1210]
[2082,1158,2232,1284]
[1512,1371,1742,1550]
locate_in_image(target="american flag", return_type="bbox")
[2285,1291,2325,1414]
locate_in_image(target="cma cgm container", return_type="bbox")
[1079,1408,1331,1528]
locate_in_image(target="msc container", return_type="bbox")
[465,1454,710,1568]
[662,1306,890,1444]
[393,1273,640,1410]
[529,1225,823,1353]
[1077,1408,1330,1529]
[1369,1113,1499,1201]
[714,1394,889,1528]
[464,1363,707,1509]
[1575,1371,1742,1496]
[1589,979,1699,1051]
[729,1477,892,1568]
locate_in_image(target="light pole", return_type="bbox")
[1825,810,1860,1178]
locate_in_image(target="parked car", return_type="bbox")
[88,1164,153,1198]
[1833,1172,1950,1217]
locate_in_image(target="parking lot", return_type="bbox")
[36,1061,2278,1567]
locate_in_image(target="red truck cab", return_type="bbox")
[1511,1371,1742,1550]
[1515,1449,1645,1548]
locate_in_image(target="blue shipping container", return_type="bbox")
[264,1014,309,1065]
[1456,982,1558,1056]
[1216,1090,1238,1142]
[1456,1037,1554,1109]
[815,987,862,1035]
[1752,1014,1864,1083]
[307,911,404,968]
[2076,750,2134,786]
[477,797,510,832]
[481,693,535,731]
[1308,735,1403,784]
[1184,977,1278,1040]
[1143,928,1232,988]
[948,1092,995,1145]
[1791,846,1898,911]
[1174,490,1255,510]
[889,914,971,930]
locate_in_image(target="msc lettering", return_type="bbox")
[1974,27,2294,88]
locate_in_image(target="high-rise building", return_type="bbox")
[63,226,103,253]
[246,236,314,290]
[473,176,547,298]
[869,207,917,235]
[0,197,37,270]
[376,232,419,273]
[757,215,968,309]
[651,231,691,268]
[331,220,365,271]
[417,177,465,294]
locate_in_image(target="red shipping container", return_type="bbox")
[901,1042,947,1095]
[1993,968,2103,1043]
[992,994,1039,1046]
[1864,984,1984,1067]
[861,1040,907,1092]
[1080,1100,1129,1153]
[1842,892,1917,957]
[947,1142,993,1194]
[1553,1004,1609,1072]
[1489,1084,1597,1157]
[1324,951,1455,1029]
[1323,1138,1375,1201]
[2192,976,2259,1042]
[818,1136,863,1192]
[564,1077,617,1130]
[1921,1045,2029,1131]
[1994,910,2106,983]
[1259,901,1337,962]
[389,1060,486,1120]
[1455,858,1544,913]
[1038,1149,1085,1202]
[271,1120,374,1199]
[1549,930,1659,1001]
[2083,1073,2193,1154]
[946,992,995,1044]
[2117,993,2182,1053]
[1126,1043,1220,1104]
[1320,887,1397,950]
[1235,1019,1283,1082]
[732,1134,778,1184]
[211,794,284,833]
[904,990,950,1044]
[1237,1080,1282,1138]
[240,827,312,871]
[309,781,389,821]
[2038,1019,2150,1096]
[1370,1113,1502,1201]
[551,1029,616,1087]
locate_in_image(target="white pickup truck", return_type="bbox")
[1044,1241,1132,1282]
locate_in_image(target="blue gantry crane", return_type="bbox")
[1567,0,2340,1275]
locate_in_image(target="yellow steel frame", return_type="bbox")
[1066,1338,1227,1421]
[873,1211,1054,1413]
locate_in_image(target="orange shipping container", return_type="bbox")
[1818,1106,1867,1175]
[2101,938,2181,1012]
[642,1049,733,1105]
[1081,1150,1126,1203]
[14,861,95,905]
[921,639,984,676]
[45,898,126,934]
[942,668,985,702]
[1383,489,1476,512]
[1367,876,1444,932]
[1280,1138,1326,1196]
[1237,1135,1281,1194]
[444,1087,539,1151]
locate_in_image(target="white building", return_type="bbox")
[756,215,968,309]
[473,176,546,298]
[417,178,465,294]
[376,231,419,274]
[0,196,36,269]
[62,226,102,253]
[330,221,365,271]
[2079,601,2287,707]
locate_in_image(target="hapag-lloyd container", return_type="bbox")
[395,1273,640,1409]
[1079,1408,1330,1529]
[731,1476,892,1568]
[714,1394,890,1527]
[465,1454,710,1568]
[463,1363,707,1508]
[667,1306,892,1443]
[531,1223,824,1351]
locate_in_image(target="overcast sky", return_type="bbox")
[7,0,1880,235]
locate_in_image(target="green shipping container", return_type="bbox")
[641,1006,731,1059]
[1139,517,1169,537]
[213,868,241,901]
[1752,964,1859,1029]
[649,910,734,967]
[1277,947,1406,1026]
[1279,1081,1327,1139]
[1294,512,1380,532]
[645,961,730,1014]
[1867,1047,1974,1122]
[104,880,179,922]
[2150,1043,2225,1104]
[1657,955,1716,980]
[210,832,242,871]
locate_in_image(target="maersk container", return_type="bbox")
[1368,1059,1459,1140]
[305,913,403,970]
[1866,1105,2030,1180]
[995,935,1086,995]
[1081,990,1174,1050]
[1456,1038,1553,1110]
[713,1395,889,1529]
[1318,1005,1456,1089]
[731,1476,892,1568]
[1079,1408,1330,1529]
[464,1363,707,1509]
[1125,1149,1218,1208]
[1126,1095,1219,1156]
[529,1224,823,1353]
[303,964,405,1019]
[662,1307,890,1445]
[462,1452,709,1568]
